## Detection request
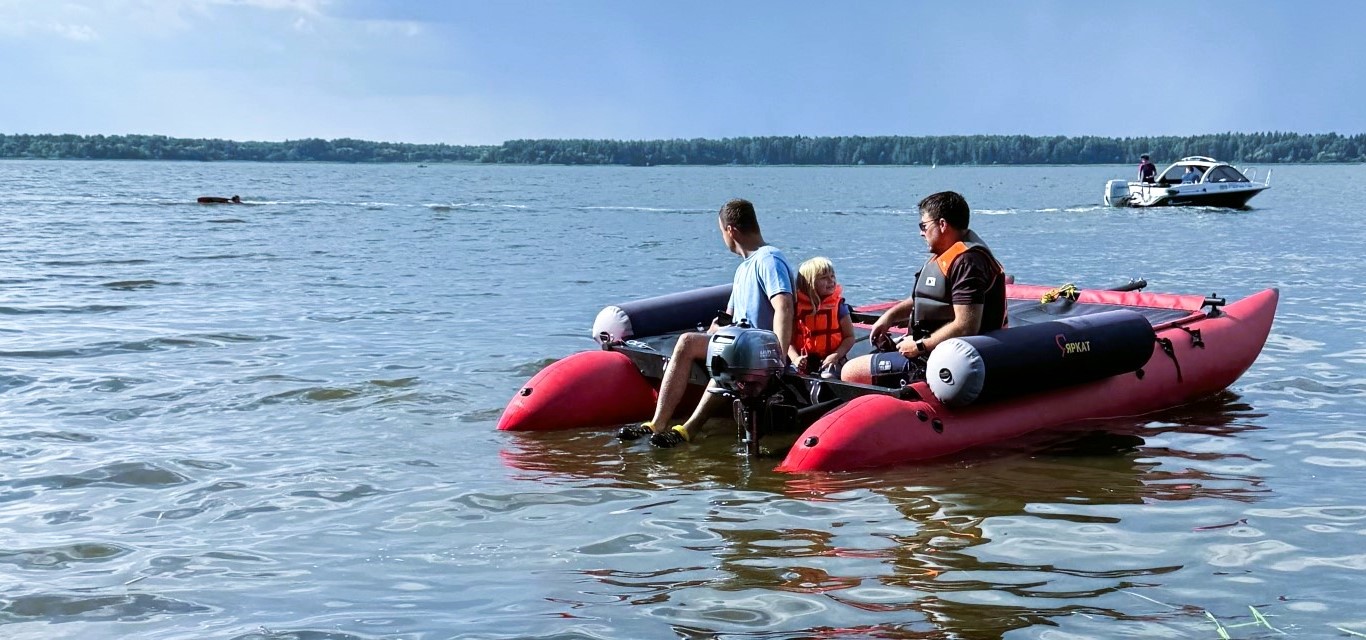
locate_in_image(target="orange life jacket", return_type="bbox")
[794,284,845,359]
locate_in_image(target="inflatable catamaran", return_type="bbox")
[498,281,1278,472]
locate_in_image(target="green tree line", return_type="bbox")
[0,134,492,163]
[2,132,1362,165]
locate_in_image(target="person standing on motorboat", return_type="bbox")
[1182,165,1202,183]
[841,191,1007,387]
[1137,154,1157,183]
[617,198,796,448]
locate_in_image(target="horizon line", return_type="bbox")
[4,131,1364,147]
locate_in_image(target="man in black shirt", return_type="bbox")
[842,191,1007,387]
[1138,154,1157,183]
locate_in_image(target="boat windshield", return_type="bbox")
[1160,165,1204,183]
[1203,165,1250,183]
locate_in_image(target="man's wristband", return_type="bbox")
[915,340,928,355]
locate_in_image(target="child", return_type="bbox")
[790,257,855,378]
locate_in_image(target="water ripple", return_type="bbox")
[0,304,135,315]
[99,279,172,290]
[1,430,97,443]
[449,488,653,517]
[4,461,190,492]
[1206,538,1303,568]
[1246,504,1366,521]
[290,483,389,503]
[0,542,132,570]
[0,334,287,359]
[0,592,211,622]
[36,258,153,267]
[228,628,374,640]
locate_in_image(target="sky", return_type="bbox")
[2,0,1363,145]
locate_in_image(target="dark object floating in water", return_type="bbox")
[197,195,242,204]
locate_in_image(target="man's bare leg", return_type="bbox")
[647,332,710,432]
[840,354,873,384]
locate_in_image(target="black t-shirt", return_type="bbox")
[946,249,1007,333]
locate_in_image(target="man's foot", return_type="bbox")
[616,422,654,441]
[649,426,690,448]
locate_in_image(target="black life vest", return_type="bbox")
[910,230,1006,338]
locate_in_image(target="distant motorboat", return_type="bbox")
[1104,156,1270,208]
[197,195,242,204]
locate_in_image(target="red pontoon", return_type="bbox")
[498,282,1278,473]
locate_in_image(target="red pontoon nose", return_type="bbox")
[497,350,657,431]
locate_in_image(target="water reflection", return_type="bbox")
[773,392,1269,636]
[501,392,1272,636]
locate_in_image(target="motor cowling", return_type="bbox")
[1103,179,1130,207]
[926,309,1156,407]
[707,325,784,398]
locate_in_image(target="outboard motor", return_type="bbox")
[707,324,784,398]
[1103,179,1130,207]
[706,324,785,455]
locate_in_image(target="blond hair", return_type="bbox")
[797,257,836,317]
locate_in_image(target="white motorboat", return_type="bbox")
[1104,156,1271,208]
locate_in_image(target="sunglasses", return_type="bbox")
[918,218,939,231]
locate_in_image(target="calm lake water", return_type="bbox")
[2,159,1364,639]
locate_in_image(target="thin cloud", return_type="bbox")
[0,19,101,41]
[0,0,329,40]
[227,0,328,13]
[51,22,99,41]
[363,20,423,38]
[0,1,100,40]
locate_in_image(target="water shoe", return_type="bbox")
[650,425,690,448]
[616,422,654,441]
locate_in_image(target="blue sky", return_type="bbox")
[3,0,1362,145]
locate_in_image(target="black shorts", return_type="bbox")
[868,352,927,388]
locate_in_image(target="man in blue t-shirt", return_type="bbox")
[727,243,793,331]
[618,198,795,448]
[1182,166,1202,183]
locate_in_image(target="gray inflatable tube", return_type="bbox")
[592,284,733,344]
[926,309,1157,407]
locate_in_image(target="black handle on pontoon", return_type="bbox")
[1203,295,1226,317]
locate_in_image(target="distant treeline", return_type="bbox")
[0,134,491,163]
[2,132,1363,165]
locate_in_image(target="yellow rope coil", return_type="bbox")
[1040,283,1079,303]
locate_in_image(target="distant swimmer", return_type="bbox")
[197,195,242,204]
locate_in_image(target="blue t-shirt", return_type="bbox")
[728,245,794,330]
[1182,169,1200,183]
